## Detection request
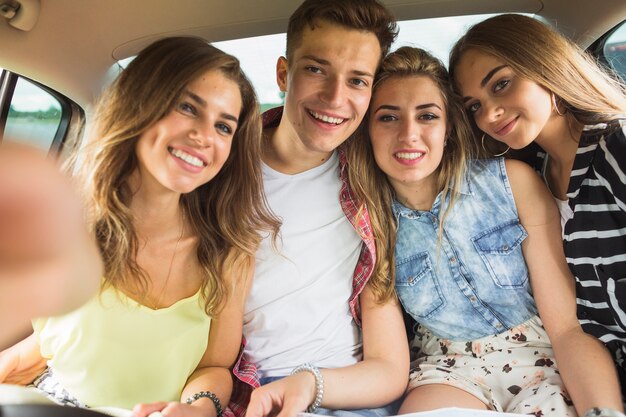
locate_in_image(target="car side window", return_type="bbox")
[4,77,62,151]
[596,20,626,82]
[0,69,81,155]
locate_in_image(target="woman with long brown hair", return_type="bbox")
[450,14,626,406]
[0,36,279,417]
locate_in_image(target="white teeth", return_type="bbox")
[170,148,204,167]
[310,111,344,125]
[395,152,423,160]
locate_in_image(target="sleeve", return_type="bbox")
[601,123,626,207]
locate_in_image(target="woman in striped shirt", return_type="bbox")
[450,13,626,401]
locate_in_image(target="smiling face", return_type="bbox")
[369,75,447,198]
[277,20,381,158]
[134,69,242,196]
[454,49,553,149]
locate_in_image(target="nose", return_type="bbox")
[398,118,418,144]
[319,77,345,108]
[189,122,214,147]
[477,99,503,126]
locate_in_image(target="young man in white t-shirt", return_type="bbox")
[230,1,410,417]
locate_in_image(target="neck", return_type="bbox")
[127,172,185,239]
[535,114,582,168]
[263,122,334,175]
[392,177,439,212]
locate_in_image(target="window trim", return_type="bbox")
[0,70,83,155]
[588,18,626,78]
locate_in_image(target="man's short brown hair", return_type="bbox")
[286,0,398,63]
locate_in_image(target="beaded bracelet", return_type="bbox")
[185,390,223,417]
[584,408,626,417]
[291,363,324,413]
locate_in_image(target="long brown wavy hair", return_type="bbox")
[449,13,626,155]
[347,47,477,299]
[67,36,280,315]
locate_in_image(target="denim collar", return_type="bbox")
[391,170,473,220]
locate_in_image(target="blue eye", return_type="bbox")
[350,78,368,88]
[216,122,233,135]
[493,79,510,92]
[467,102,481,114]
[178,102,197,116]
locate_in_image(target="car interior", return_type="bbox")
[0,0,625,415]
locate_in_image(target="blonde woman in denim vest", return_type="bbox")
[347,46,623,417]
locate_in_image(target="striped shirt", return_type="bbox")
[559,119,626,387]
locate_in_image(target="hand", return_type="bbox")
[0,335,46,385]
[133,401,217,417]
[245,372,316,417]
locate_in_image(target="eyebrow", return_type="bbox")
[300,54,374,78]
[373,103,442,113]
[183,90,239,123]
[462,64,508,103]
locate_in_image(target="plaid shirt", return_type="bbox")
[226,106,376,417]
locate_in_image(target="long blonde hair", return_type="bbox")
[449,14,626,154]
[347,46,477,300]
[68,37,280,315]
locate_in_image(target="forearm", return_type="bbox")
[0,333,46,384]
[181,366,233,417]
[552,328,623,415]
[317,356,407,409]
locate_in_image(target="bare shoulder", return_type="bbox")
[503,159,558,226]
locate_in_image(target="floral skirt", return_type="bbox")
[408,315,577,416]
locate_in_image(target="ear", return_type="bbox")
[276,56,288,92]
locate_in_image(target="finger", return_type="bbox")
[132,401,168,417]
[160,401,185,417]
[275,397,307,417]
[246,388,280,417]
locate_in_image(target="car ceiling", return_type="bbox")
[0,0,625,109]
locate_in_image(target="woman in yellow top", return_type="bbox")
[0,36,279,417]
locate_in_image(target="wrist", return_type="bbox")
[185,391,223,417]
[291,363,324,413]
[584,407,626,417]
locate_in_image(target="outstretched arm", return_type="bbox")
[0,143,102,350]
[245,285,409,417]
[506,158,623,415]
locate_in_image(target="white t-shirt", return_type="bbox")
[243,152,363,378]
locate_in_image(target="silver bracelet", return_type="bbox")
[291,363,324,413]
[185,390,223,417]
[584,408,626,417]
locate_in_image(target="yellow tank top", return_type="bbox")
[33,285,210,408]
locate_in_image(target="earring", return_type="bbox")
[482,133,509,157]
[551,92,565,116]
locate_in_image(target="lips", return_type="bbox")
[393,150,425,165]
[494,116,518,136]
[395,151,424,160]
[308,109,346,125]
[168,147,207,168]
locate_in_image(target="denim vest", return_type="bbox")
[393,158,537,341]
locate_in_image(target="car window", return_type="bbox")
[4,77,63,151]
[603,20,626,81]
[212,14,499,111]
[117,14,503,112]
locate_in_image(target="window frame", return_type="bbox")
[0,69,84,156]
[588,18,626,81]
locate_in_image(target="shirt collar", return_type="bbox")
[391,169,473,219]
